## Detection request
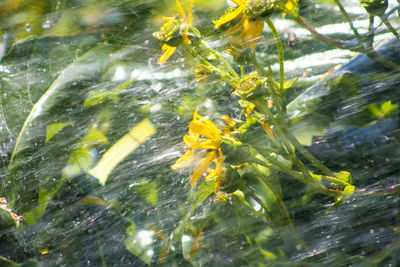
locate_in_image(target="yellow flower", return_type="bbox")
[282,0,299,17]
[213,0,264,51]
[154,0,194,64]
[172,110,224,190]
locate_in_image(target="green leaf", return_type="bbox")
[343,185,355,196]
[336,171,352,183]
[0,36,102,142]
[63,111,111,178]
[125,223,154,265]
[83,79,136,107]
[380,100,398,117]
[89,119,156,184]
[74,196,109,207]
[188,179,215,213]
[134,179,159,206]
[330,185,356,213]
[259,248,277,260]
[8,43,113,166]
[45,122,72,143]
[368,103,384,119]
[22,187,53,226]
[126,221,136,235]
[368,100,397,119]
[284,77,298,90]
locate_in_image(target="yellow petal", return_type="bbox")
[240,20,264,50]
[162,16,175,23]
[187,1,194,27]
[193,114,221,139]
[221,115,236,126]
[190,151,216,187]
[243,17,249,30]
[182,30,191,45]
[205,170,216,181]
[214,5,246,28]
[183,134,199,149]
[158,45,177,64]
[198,139,219,149]
[176,0,186,22]
[161,44,169,52]
[215,149,224,177]
[193,109,199,121]
[189,121,219,140]
[231,0,245,6]
[172,150,195,170]
[285,0,294,12]
[223,17,244,37]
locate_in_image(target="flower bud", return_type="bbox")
[360,0,388,17]
[153,17,182,46]
[245,0,276,17]
[234,74,267,100]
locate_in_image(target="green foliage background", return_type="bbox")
[0,0,400,266]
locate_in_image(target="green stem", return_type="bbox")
[253,98,335,177]
[333,0,362,40]
[199,40,238,78]
[252,156,340,196]
[250,55,284,114]
[253,98,295,156]
[282,124,336,177]
[380,16,400,42]
[294,16,358,50]
[323,174,351,187]
[294,15,400,72]
[368,14,375,48]
[265,18,286,111]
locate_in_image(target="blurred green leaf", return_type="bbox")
[135,178,159,206]
[83,79,135,107]
[8,42,112,165]
[74,195,109,207]
[125,223,154,265]
[45,122,72,143]
[0,35,102,141]
[380,100,398,116]
[63,117,110,178]
[336,171,352,184]
[22,187,53,226]
[188,179,215,213]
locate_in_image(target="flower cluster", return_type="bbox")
[153,0,194,63]
[172,110,225,190]
[213,0,265,51]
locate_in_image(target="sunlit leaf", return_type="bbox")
[260,248,277,260]
[89,119,156,184]
[83,79,136,107]
[45,122,72,143]
[74,195,109,207]
[126,221,136,235]
[336,171,352,183]
[188,179,215,213]
[63,112,110,177]
[134,178,159,205]
[125,224,154,265]
[380,100,398,117]
[23,187,53,225]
